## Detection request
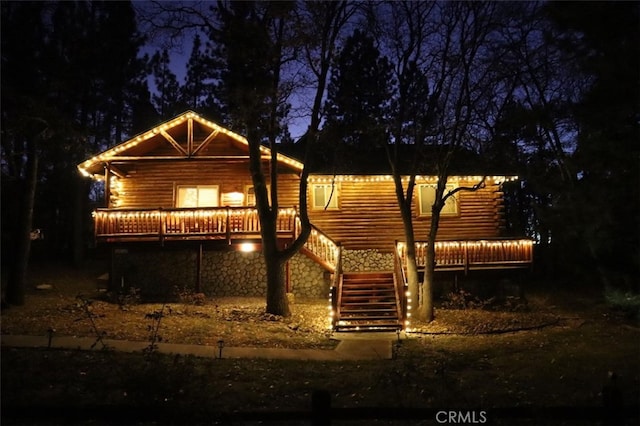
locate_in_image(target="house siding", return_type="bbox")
[307,178,505,252]
[112,160,301,209]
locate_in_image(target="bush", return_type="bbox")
[604,287,640,320]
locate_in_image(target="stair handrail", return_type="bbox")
[293,215,340,272]
[394,241,409,328]
[332,244,343,329]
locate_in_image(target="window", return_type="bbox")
[244,185,270,206]
[176,185,219,207]
[221,191,244,207]
[311,183,339,210]
[418,184,458,216]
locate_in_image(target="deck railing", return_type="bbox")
[93,207,298,243]
[296,219,340,272]
[396,238,533,274]
[93,207,342,272]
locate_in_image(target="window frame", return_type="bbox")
[244,184,271,207]
[311,183,340,210]
[175,184,220,208]
[417,183,459,217]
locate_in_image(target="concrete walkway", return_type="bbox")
[1,332,404,361]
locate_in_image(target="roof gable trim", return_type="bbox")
[78,111,304,178]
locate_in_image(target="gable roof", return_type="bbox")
[77,110,303,179]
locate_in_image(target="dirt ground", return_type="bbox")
[1,261,639,425]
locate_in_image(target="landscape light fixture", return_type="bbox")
[47,328,55,349]
[217,339,225,359]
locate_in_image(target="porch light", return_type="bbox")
[239,242,256,252]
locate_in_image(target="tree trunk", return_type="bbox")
[419,234,436,322]
[261,208,291,317]
[265,249,290,317]
[418,186,444,323]
[71,174,86,268]
[398,195,420,315]
[6,135,39,306]
[247,126,291,317]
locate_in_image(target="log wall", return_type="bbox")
[307,178,505,252]
[112,160,300,209]
[110,162,505,253]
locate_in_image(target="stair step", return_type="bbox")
[343,272,393,278]
[341,308,398,314]
[336,322,402,331]
[336,271,401,332]
[343,280,394,285]
[338,315,399,321]
[342,303,397,309]
[342,281,394,286]
[343,286,394,290]
[342,290,395,296]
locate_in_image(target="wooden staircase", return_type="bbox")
[335,272,402,332]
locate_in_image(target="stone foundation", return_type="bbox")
[342,249,394,272]
[111,246,329,300]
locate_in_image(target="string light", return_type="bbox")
[77,110,304,178]
[307,175,518,184]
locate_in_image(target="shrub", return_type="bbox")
[604,287,640,320]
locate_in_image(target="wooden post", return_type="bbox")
[225,208,231,244]
[464,241,469,276]
[196,243,202,293]
[158,208,164,246]
[104,163,111,208]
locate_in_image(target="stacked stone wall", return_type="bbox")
[342,249,394,272]
[111,249,196,300]
[111,247,328,300]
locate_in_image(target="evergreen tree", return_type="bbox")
[546,2,640,290]
[150,49,182,119]
[1,1,148,305]
[323,29,394,156]
[180,33,223,119]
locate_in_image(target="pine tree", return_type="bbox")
[324,29,394,151]
[150,49,182,119]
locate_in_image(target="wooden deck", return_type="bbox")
[94,208,532,274]
[396,239,534,274]
[93,207,341,272]
[93,207,297,243]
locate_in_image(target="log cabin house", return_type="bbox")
[78,111,533,331]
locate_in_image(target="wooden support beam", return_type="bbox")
[109,155,251,161]
[160,130,188,156]
[191,129,220,156]
[104,165,111,207]
[196,243,202,293]
[109,164,127,179]
[187,118,193,155]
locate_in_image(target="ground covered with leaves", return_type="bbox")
[0,261,335,349]
[1,261,564,348]
[2,261,639,425]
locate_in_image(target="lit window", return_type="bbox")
[245,185,271,206]
[312,183,339,210]
[221,192,244,207]
[176,185,219,207]
[418,184,458,216]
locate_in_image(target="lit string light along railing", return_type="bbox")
[396,239,534,272]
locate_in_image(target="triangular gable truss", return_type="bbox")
[78,110,303,179]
